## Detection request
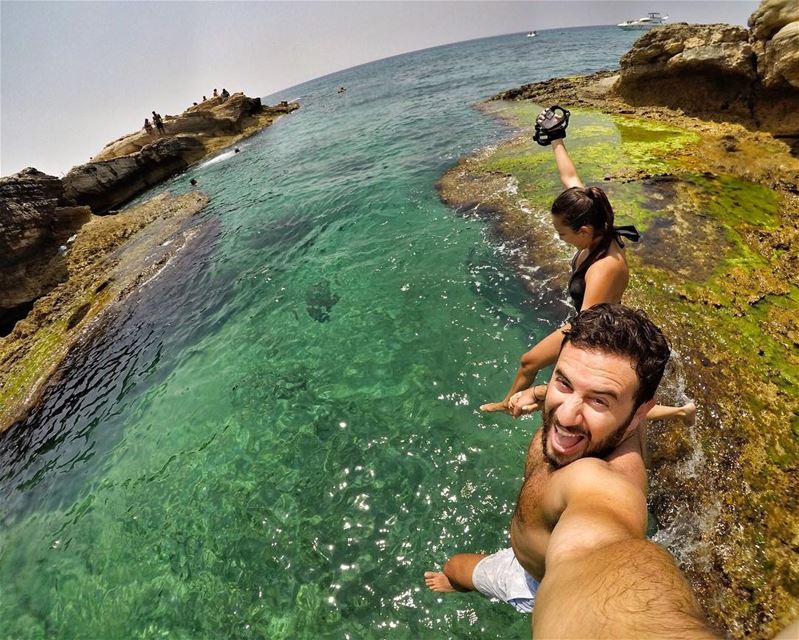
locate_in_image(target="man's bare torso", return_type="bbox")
[509,428,647,581]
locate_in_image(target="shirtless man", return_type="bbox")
[425,304,716,637]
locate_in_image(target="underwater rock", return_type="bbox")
[304,280,339,323]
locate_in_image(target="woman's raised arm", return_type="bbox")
[551,139,583,190]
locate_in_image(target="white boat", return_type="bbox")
[526,31,537,38]
[617,12,668,30]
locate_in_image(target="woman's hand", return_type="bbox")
[509,386,543,417]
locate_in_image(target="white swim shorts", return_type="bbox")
[471,547,540,614]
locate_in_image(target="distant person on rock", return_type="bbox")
[203,95,207,101]
[480,107,694,424]
[152,111,165,135]
[221,88,230,99]
[143,118,154,136]
[213,88,218,98]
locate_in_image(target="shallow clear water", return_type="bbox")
[1,27,639,638]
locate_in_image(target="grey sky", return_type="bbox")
[1,0,759,177]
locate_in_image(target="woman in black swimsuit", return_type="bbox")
[481,117,694,422]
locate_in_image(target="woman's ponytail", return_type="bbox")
[585,187,615,239]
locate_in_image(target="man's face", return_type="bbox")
[541,342,652,468]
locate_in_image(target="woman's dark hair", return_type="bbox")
[562,303,671,408]
[551,186,615,239]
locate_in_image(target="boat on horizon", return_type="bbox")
[617,12,668,30]
[526,31,537,38]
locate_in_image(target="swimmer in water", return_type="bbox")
[480,109,694,422]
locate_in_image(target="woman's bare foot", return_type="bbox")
[479,401,509,413]
[424,571,456,592]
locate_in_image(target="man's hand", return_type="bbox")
[508,387,542,417]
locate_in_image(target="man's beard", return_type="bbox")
[540,404,635,469]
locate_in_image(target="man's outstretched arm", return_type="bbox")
[533,460,720,640]
[533,538,719,639]
[532,467,719,639]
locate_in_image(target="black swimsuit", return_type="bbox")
[567,225,640,311]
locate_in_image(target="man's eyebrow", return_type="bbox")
[554,366,619,400]
[591,388,619,401]
[553,367,570,385]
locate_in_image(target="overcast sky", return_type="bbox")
[1,0,759,177]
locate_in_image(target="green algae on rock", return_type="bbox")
[441,82,799,639]
[0,191,209,432]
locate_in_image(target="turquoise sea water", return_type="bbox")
[1,28,640,638]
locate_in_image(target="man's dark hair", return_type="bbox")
[562,303,670,407]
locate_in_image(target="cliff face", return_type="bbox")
[62,137,206,214]
[92,93,266,161]
[60,94,298,215]
[615,0,799,136]
[0,169,90,335]
[0,93,298,336]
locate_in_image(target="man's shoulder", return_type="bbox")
[554,457,645,503]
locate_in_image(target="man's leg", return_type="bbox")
[424,553,486,592]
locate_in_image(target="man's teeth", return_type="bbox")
[556,426,582,442]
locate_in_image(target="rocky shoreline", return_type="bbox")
[438,5,798,638]
[0,92,297,432]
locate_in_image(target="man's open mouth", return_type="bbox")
[551,424,587,456]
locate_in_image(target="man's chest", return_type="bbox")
[516,442,558,527]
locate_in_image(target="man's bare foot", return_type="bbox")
[424,571,456,592]
[479,401,509,413]
[680,401,697,423]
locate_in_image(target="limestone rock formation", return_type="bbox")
[1,91,297,334]
[748,0,798,40]
[92,93,294,162]
[62,136,205,214]
[68,93,298,214]
[615,0,799,136]
[748,0,799,89]
[0,169,90,334]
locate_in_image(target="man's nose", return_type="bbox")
[555,395,584,427]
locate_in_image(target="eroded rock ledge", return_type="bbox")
[497,1,799,140]
[0,92,297,336]
[0,191,209,432]
[68,93,298,213]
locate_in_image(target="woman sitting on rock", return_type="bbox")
[480,108,694,421]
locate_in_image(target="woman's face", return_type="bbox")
[552,215,594,249]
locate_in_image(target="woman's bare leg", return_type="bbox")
[646,401,696,423]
